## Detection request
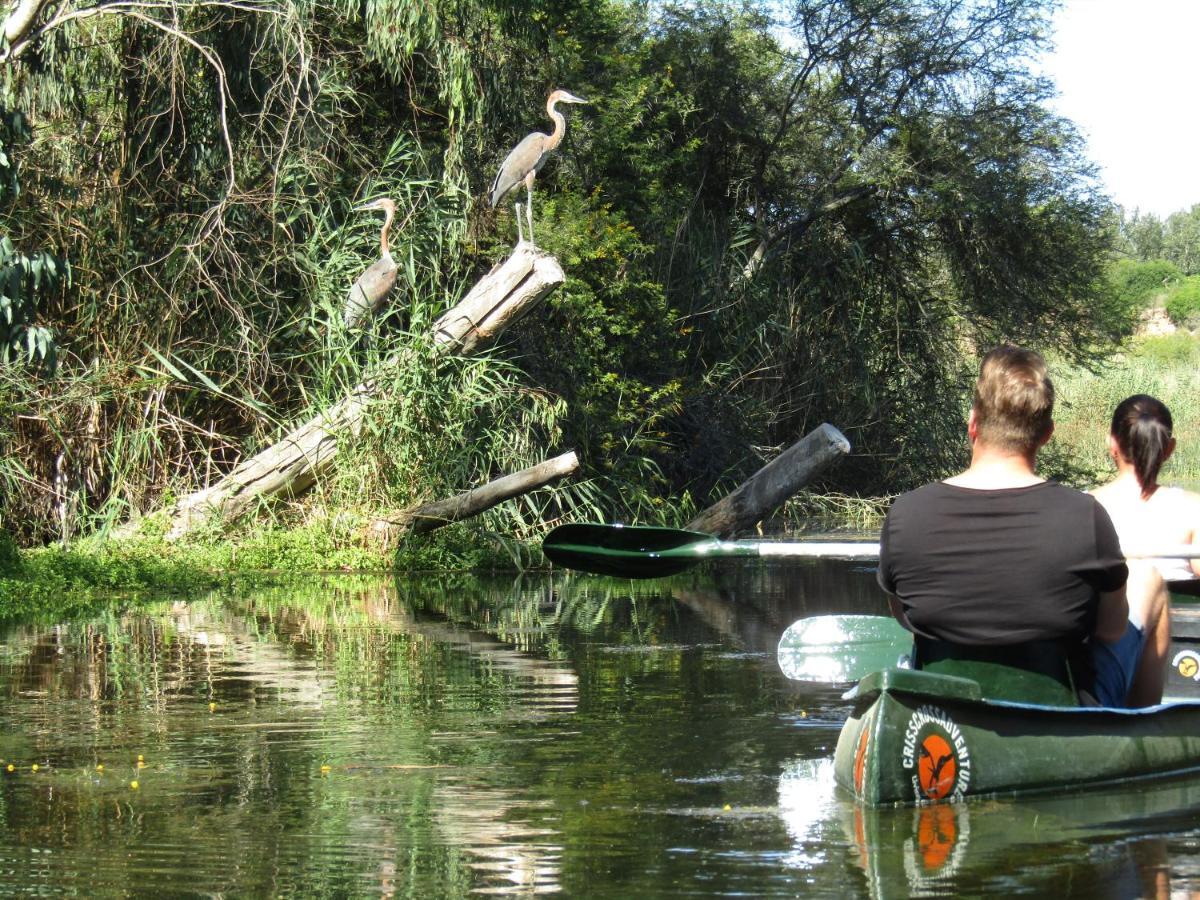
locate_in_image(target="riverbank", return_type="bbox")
[0,507,571,618]
[4,334,1198,616]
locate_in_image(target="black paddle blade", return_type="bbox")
[541,523,717,578]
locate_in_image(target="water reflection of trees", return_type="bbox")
[0,562,885,894]
[0,573,726,895]
[0,578,574,893]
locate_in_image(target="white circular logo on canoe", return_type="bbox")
[902,704,971,802]
[1173,649,1200,682]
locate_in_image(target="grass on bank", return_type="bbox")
[0,513,540,621]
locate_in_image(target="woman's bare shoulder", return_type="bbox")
[1172,486,1200,511]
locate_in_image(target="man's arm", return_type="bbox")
[876,511,914,632]
[1094,586,1131,644]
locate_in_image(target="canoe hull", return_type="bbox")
[835,667,1200,806]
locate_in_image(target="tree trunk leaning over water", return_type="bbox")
[150,246,564,540]
[368,450,579,547]
[685,423,851,539]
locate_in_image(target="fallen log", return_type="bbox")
[368,450,579,546]
[147,246,564,540]
[685,423,850,539]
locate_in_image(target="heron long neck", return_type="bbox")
[380,204,395,257]
[545,98,568,152]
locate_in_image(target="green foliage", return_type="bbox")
[0,0,1140,560]
[0,110,64,371]
[0,528,21,575]
[1131,331,1200,365]
[1122,206,1200,276]
[1165,276,1200,328]
[0,539,226,619]
[0,235,64,370]
[1109,258,1182,309]
[782,492,889,533]
[1119,209,1165,261]
[555,0,1123,495]
[509,190,685,519]
[0,110,29,201]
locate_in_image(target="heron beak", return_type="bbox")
[565,93,588,104]
[352,202,376,212]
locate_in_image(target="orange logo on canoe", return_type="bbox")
[917,734,957,801]
[1174,650,1200,681]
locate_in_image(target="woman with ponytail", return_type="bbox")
[1091,395,1200,582]
[1090,394,1199,705]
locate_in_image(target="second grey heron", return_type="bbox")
[344,197,398,329]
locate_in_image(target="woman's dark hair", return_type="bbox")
[1111,394,1174,496]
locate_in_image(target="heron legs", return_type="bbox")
[525,185,535,246]
[513,201,525,245]
[509,179,539,247]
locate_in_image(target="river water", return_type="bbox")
[1,560,1199,896]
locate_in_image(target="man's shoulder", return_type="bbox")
[889,480,943,505]
[893,481,949,502]
[886,482,953,523]
[1039,480,1102,509]
[888,480,1099,512]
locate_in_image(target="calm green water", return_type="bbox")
[1,560,1199,896]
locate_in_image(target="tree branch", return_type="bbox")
[3,0,52,46]
[738,184,875,284]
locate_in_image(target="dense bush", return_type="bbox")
[1110,258,1182,309]
[1165,276,1200,328]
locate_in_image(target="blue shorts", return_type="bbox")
[1091,621,1147,708]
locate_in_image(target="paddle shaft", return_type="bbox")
[541,523,1200,580]
[695,540,879,560]
[694,541,1200,561]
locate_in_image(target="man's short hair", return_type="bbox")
[973,345,1054,453]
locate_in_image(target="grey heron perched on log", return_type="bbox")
[343,197,398,329]
[490,89,587,246]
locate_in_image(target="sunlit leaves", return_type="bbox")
[0,234,65,371]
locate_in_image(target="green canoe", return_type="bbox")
[835,665,1200,806]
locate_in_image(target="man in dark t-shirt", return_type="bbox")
[876,345,1159,707]
[878,480,1126,647]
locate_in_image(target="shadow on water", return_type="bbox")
[0,561,1197,895]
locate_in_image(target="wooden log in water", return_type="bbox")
[147,246,564,540]
[369,450,579,546]
[685,423,851,539]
